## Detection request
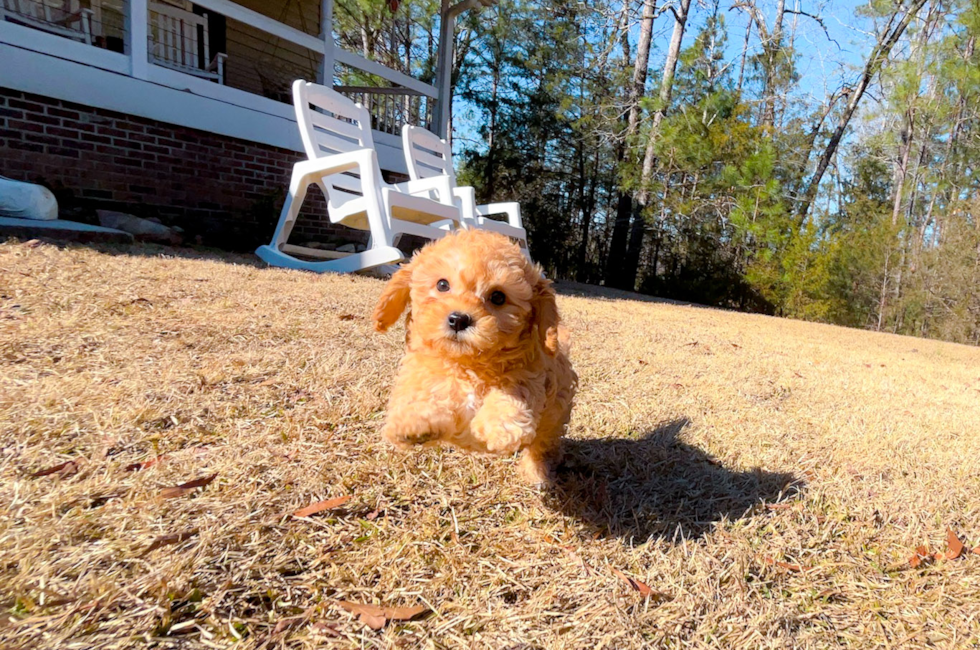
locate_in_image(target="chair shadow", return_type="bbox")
[546,418,802,543]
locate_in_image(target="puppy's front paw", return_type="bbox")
[518,449,555,487]
[381,409,455,449]
[470,413,535,455]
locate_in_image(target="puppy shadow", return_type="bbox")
[546,418,802,543]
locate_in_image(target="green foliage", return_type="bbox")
[444,0,979,344]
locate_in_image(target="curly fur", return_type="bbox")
[373,229,577,484]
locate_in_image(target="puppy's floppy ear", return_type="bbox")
[373,263,413,332]
[532,272,560,356]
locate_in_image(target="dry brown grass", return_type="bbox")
[2,238,980,649]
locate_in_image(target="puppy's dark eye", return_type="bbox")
[437,279,450,292]
[489,291,506,306]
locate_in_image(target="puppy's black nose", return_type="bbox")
[447,312,472,332]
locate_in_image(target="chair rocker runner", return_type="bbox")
[401,124,529,256]
[256,80,460,273]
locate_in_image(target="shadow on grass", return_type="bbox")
[553,280,688,305]
[546,418,801,543]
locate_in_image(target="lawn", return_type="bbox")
[2,238,979,649]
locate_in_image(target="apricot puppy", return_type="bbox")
[372,229,576,484]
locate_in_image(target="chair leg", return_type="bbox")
[269,176,307,250]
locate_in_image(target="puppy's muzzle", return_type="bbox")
[447,312,472,332]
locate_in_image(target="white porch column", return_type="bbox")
[434,0,491,138]
[433,0,453,138]
[127,0,149,79]
[319,0,334,86]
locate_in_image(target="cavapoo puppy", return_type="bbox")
[372,229,577,484]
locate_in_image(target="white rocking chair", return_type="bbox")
[256,80,460,273]
[148,0,227,84]
[401,124,529,255]
[0,0,93,44]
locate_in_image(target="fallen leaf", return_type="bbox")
[336,601,428,629]
[293,495,352,517]
[730,342,741,349]
[338,314,359,321]
[24,239,41,248]
[31,460,78,478]
[973,547,980,555]
[365,509,382,521]
[764,557,808,572]
[381,605,429,621]
[765,503,795,511]
[144,529,199,554]
[909,545,933,569]
[272,615,306,635]
[40,597,75,608]
[257,378,276,387]
[947,529,966,560]
[160,474,217,499]
[125,455,165,472]
[311,622,341,636]
[612,568,655,598]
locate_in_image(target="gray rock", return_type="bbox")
[97,210,182,244]
[355,244,367,253]
[336,243,357,253]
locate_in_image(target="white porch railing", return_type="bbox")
[140,0,439,135]
[0,0,441,168]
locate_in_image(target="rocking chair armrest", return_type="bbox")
[394,175,455,206]
[475,201,523,229]
[293,149,379,187]
[206,51,228,72]
[51,7,92,26]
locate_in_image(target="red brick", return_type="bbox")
[9,98,45,112]
[45,126,80,139]
[9,141,44,153]
[8,119,45,133]
[47,107,81,120]
[80,132,112,145]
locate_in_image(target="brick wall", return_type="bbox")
[0,88,379,251]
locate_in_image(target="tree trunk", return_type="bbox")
[621,0,693,290]
[605,0,656,288]
[762,0,785,128]
[891,109,915,228]
[736,16,752,94]
[795,0,929,226]
[574,133,589,281]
